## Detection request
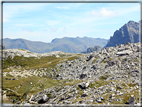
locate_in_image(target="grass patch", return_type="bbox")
[67,56,79,61]
[88,80,108,89]
[64,79,81,86]
[3,54,79,71]
[127,83,137,87]
[3,76,62,103]
[122,58,127,63]
[3,55,58,69]
[99,75,110,80]
[88,82,96,88]
[6,74,14,77]
[92,56,99,64]
[109,57,113,61]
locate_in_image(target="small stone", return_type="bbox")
[117,86,122,89]
[81,91,88,97]
[43,72,46,77]
[96,97,102,103]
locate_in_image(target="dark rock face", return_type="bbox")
[82,46,102,54]
[104,21,140,48]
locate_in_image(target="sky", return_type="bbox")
[3,2,140,43]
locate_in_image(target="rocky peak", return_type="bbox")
[104,20,140,48]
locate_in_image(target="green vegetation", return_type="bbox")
[99,75,110,80]
[6,73,14,77]
[3,76,61,103]
[122,58,127,63]
[2,53,81,103]
[3,55,79,70]
[64,79,81,86]
[88,80,108,89]
[109,57,113,61]
[92,56,99,64]
[127,83,137,87]
[3,55,57,69]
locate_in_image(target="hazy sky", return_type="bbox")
[3,2,140,43]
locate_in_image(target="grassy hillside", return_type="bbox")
[2,52,81,104]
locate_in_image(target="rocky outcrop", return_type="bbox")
[2,49,76,60]
[81,46,102,54]
[104,21,140,48]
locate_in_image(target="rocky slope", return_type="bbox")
[104,21,140,48]
[2,42,141,106]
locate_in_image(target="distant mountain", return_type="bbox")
[81,46,102,54]
[1,38,53,53]
[104,20,140,48]
[1,37,108,53]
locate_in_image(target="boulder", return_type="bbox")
[79,74,87,79]
[125,95,135,105]
[91,65,96,69]
[78,81,90,89]
[116,50,132,56]
[96,97,102,103]
[86,54,94,61]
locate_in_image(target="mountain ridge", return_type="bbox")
[1,37,108,53]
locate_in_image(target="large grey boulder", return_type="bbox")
[125,95,135,105]
[116,50,132,56]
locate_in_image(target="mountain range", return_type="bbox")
[1,20,140,53]
[1,37,108,53]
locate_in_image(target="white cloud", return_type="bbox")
[91,7,117,17]
[100,7,117,17]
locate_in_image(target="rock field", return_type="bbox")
[2,42,141,106]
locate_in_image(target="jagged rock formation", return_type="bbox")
[2,42,141,106]
[104,21,140,48]
[81,46,102,54]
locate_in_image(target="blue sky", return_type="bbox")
[3,2,140,43]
